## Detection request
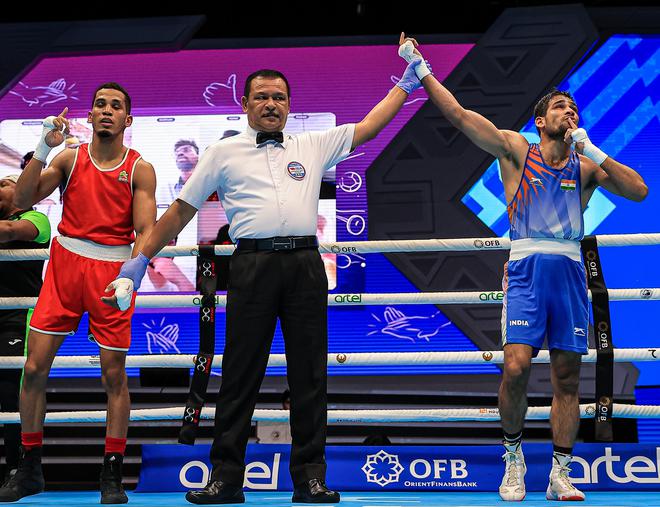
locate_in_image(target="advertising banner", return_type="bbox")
[137,443,660,492]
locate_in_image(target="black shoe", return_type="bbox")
[185,480,245,505]
[292,479,340,503]
[0,447,45,502]
[1,469,16,488]
[100,453,128,504]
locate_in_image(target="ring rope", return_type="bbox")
[0,403,654,424]
[1,232,659,261]
[1,287,657,310]
[0,348,659,369]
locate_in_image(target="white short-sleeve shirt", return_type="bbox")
[178,123,355,241]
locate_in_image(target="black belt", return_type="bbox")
[236,236,318,251]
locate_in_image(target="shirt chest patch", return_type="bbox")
[287,161,306,181]
[560,179,576,191]
[118,170,129,183]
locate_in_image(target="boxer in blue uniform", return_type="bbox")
[400,37,648,502]
[503,143,588,357]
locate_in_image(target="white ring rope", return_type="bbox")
[1,348,660,369]
[0,403,655,424]
[1,287,658,310]
[1,235,655,424]
[1,232,660,261]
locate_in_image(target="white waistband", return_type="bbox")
[56,236,132,262]
[509,238,581,262]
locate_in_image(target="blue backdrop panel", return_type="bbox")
[463,35,660,386]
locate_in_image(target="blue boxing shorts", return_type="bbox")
[501,253,589,355]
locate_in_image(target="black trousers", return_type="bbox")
[0,330,25,472]
[210,247,328,486]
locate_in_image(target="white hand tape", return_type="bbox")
[398,41,416,63]
[415,60,432,81]
[112,278,134,311]
[570,127,607,165]
[570,128,588,144]
[33,116,60,163]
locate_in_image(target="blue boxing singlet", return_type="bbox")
[508,143,584,241]
[502,143,589,355]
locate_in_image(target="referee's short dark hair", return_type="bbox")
[244,70,290,99]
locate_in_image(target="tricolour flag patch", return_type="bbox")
[561,179,576,191]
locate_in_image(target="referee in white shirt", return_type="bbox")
[108,41,431,504]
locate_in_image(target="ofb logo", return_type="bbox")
[362,450,403,487]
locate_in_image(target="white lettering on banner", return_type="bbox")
[409,459,469,480]
[244,454,281,490]
[180,460,209,488]
[571,448,660,484]
[410,459,431,479]
[403,480,477,487]
[433,460,446,478]
[178,454,281,490]
[451,460,468,479]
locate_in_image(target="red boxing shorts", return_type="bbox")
[30,238,136,351]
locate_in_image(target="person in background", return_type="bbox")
[157,139,199,204]
[0,174,50,487]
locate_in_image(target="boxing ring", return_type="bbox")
[6,490,659,506]
[1,233,660,505]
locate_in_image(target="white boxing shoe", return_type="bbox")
[546,453,585,501]
[499,446,526,501]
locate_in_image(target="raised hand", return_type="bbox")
[44,107,70,147]
[398,32,432,81]
[34,107,70,163]
[399,32,423,61]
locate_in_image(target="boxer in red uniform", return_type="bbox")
[0,83,156,505]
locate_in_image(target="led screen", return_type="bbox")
[0,43,489,377]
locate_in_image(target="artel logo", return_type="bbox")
[572,448,660,484]
[334,294,362,304]
[479,291,504,301]
[180,455,281,490]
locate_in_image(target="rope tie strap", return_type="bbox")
[179,245,217,445]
